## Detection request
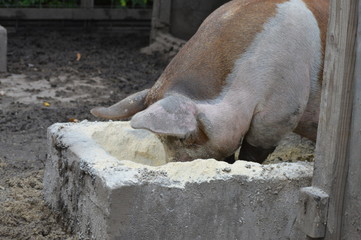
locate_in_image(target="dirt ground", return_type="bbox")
[0,28,166,239]
[0,28,315,239]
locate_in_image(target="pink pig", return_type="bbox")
[91,0,329,163]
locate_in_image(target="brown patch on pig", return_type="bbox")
[145,0,287,105]
[303,0,329,83]
[294,0,329,141]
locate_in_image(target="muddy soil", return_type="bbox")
[0,29,315,239]
[0,29,166,239]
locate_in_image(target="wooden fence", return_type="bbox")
[298,0,361,239]
[0,0,152,21]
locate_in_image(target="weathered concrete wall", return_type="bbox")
[170,0,230,40]
[44,121,312,240]
[0,25,7,72]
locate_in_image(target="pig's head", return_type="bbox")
[130,95,234,162]
[91,92,245,162]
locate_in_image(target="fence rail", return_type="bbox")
[0,0,152,20]
[0,8,152,20]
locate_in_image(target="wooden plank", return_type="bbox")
[150,0,172,26]
[298,187,329,238]
[159,0,172,25]
[312,0,359,239]
[149,0,172,42]
[0,8,152,20]
[341,1,361,238]
[81,0,94,8]
[0,25,6,72]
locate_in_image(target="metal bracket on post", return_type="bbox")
[298,187,329,238]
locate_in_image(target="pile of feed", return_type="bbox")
[265,133,315,164]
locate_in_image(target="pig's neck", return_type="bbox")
[196,91,256,156]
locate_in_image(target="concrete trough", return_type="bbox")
[44,121,313,240]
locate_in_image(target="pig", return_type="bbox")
[91,0,329,163]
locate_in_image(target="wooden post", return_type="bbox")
[339,1,361,238]
[150,0,172,42]
[298,0,360,239]
[0,25,7,72]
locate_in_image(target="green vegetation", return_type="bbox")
[107,0,151,8]
[0,0,151,8]
[119,0,149,8]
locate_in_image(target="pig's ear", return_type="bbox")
[91,89,149,120]
[130,95,198,138]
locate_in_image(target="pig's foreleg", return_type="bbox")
[238,141,275,163]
